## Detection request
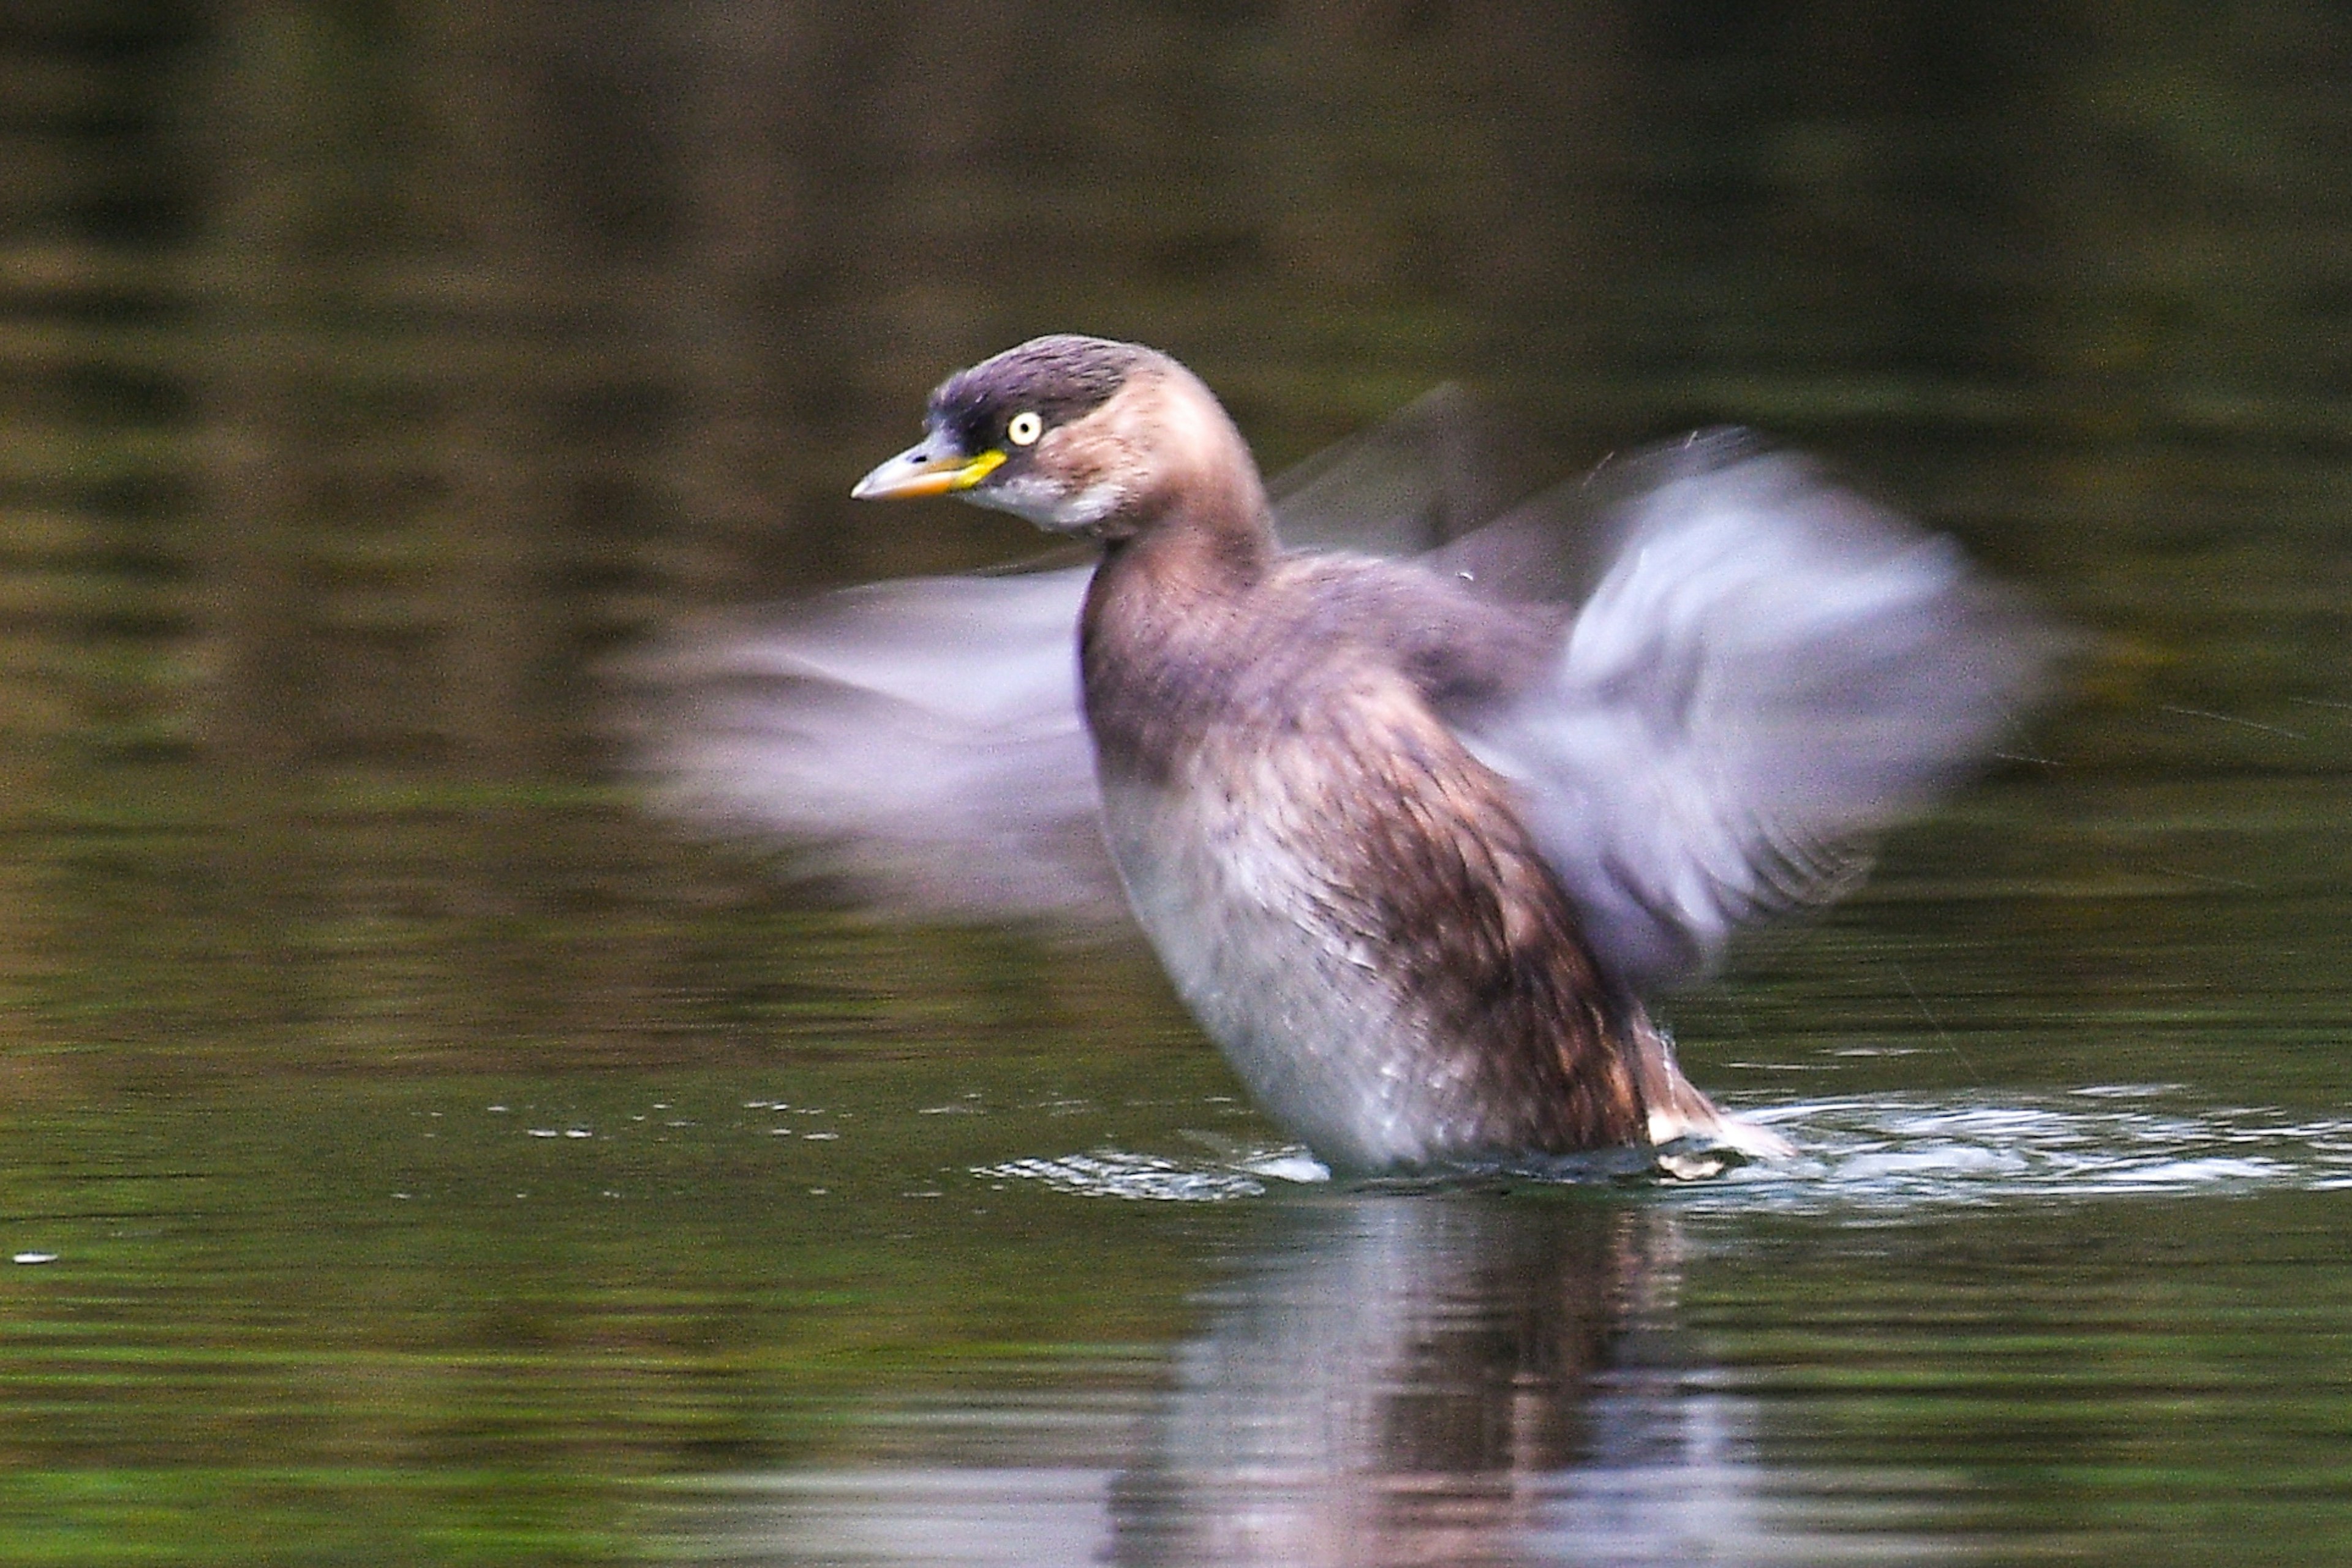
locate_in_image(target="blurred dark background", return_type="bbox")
[4,0,2348,1057]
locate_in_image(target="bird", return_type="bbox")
[629,334,2049,1177]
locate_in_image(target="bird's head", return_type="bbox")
[851,334,1267,543]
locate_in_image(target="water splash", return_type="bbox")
[1690,1089,2352,1215]
[974,1147,1327,1201]
[978,1088,2352,1211]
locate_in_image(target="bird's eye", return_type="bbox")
[1006,410,1044,447]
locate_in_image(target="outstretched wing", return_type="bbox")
[1461,432,2054,987]
[1266,383,1522,555]
[617,410,2052,971]
[614,565,1117,921]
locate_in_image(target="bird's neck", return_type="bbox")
[1088,359,1274,573]
[1089,378,1279,614]
[1079,488,1275,784]
[1106,485,1273,591]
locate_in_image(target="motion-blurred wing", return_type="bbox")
[1267,383,1518,555]
[1463,432,2051,987]
[620,566,1117,921]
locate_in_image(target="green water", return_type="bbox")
[6,755,2352,1564]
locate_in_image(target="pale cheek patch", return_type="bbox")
[968,473,1129,533]
[1050,481,1125,530]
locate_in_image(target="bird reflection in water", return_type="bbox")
[702,1196,1936,1567]
[1112,1196,1709,1567]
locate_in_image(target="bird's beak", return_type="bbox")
[851,438,1007,501]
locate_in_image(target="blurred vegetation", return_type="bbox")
[1,0,2347,1062]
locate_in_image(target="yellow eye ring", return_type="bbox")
[1006,410,1044,447]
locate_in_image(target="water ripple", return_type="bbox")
[974,1144,1338,1201]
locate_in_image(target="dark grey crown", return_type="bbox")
[928,334,1150,452]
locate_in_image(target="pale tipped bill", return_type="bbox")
[851,435,1006,500]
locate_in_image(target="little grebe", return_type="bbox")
[643,336,2048,1174]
